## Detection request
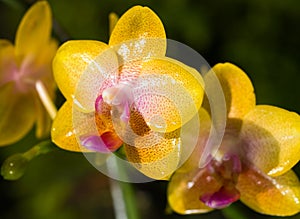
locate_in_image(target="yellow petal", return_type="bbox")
[241,105,300,176]
[133,57,204,133]
[167,166,212,214]
[53,40,116,102]
[210,63,255,119]
[35,38,58,69]
[0,40,16,83]
[0,83,35,146]
[109,6,166,61]
[179,108,213,172]
[15,1,52,60]
[51,101,81,152]
[73,46,119,112]
[238,167,300,216]
[124,129,181,180]
[52,101,102,152]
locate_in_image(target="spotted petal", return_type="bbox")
[133,57,204,133]
[53,40,116,102]
[0,83,35,146]
[51,101,83,152]
[51,101,78,151]
[15,1,51,60]
[109,6,166,62]
[124,129,181,180]
[211,63,256,119]
[241,105,300,176]
[73,45,119,112]
[237,167,300,216]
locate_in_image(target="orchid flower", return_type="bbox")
[51,6,204,179]
[0,1,57,146]
[168,63,300,216]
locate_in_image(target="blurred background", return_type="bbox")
[0,0,300,218]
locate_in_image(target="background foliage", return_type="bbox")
[1,0,300,218]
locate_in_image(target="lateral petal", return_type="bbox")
[132,57,204,133]
[0,83,35,146]
[51,101,82,152]
[53,40,117,103]
[0,40,17,85]
[238,167,300,216]
[241,105,300,176]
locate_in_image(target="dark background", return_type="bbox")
[1,0,300,218]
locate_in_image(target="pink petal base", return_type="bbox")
[199,154,242,209]
[200,185,240,209]
[80,131,123,153]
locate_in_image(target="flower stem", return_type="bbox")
[222,203,249,219]
[119,180,140,219]
[35,80,57,120]
[1,140,57,180]
[107,156,140,219]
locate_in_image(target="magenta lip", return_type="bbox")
[199,153,242,209]
[80,135,112,153]
[200,185,240,209]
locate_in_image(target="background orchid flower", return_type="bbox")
[0,1,57,146]
[51,6,204,180]
[168,62,300,216]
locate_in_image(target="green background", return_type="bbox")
[0,0,300,218]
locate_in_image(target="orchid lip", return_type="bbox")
[200,185,240,209]
[80,135,112,153]
[80,131,123,153]
[199,153,242,209]
[96,83,133,125]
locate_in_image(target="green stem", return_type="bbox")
[107,156,140,219]
[119,180,140,219]
[222,203,250,219]
[1,140,57,180]
[23,140,57,160]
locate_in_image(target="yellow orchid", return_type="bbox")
[168,63,300,216]
[51,6,204,179]
[0,1,57,146]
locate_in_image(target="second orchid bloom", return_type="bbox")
[168,63,300,216]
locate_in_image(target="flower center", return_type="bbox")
[2,55,44,93]
[101,83,133,124]
[80,84,133,153]
[199,154,242,209]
